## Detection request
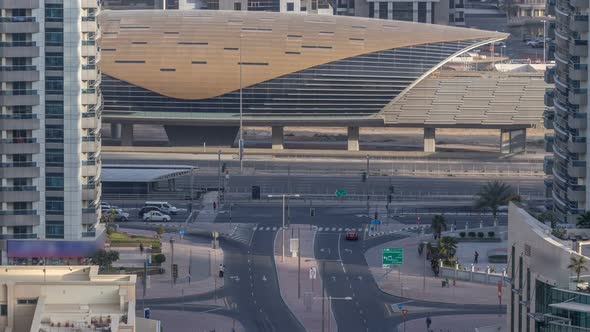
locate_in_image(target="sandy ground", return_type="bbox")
[102,124,550,153]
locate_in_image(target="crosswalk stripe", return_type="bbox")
[318,227,323,231]
[331,228,336,231]
[338,228,343,232]
[253,227,258,231]
[266,227,271,231]
[272,227,277,231]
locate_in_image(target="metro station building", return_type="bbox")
[98,10,546,153]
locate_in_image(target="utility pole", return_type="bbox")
[169,238,175,287]
[365,154,370,216]
[297,227,301,299]
[321,260,325,332]
[268,194,300,263]
[282,194,288,263]
[217,149,221,206]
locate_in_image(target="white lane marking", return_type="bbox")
[338,228,343,232]
[318,227,324,231]
[266,227,271,231]
[337,233,346,274]
[273,227,278,231]
[331,227,337,231]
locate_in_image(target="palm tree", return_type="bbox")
[474,180,516,220]
[431,215,447,240]
[577,212,590,229]
[568,255,588,282]
[438,237,458,265]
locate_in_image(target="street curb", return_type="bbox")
[273,228,311,332]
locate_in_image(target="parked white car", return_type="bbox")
[144,201,179,215]
[142,211,171,222]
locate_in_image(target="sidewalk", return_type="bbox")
[366,235,507,305]
[273,225,337,332]
[194,191,219,223]
[119,228,224,300]
[398,313,506,332]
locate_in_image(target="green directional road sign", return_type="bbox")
[382,247,403,266]
[335,189,348,197]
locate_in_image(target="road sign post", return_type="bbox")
[382,248,403,268]
[402,308,408,332]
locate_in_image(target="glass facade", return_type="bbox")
[101,39,485,117]
[533,280,590,332]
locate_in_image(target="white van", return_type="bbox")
[144,201,178,215]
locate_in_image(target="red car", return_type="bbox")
[345,232,359,241]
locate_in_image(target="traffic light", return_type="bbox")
[361,172,367,182]
[172,264,178,280]
[252,185,261,199]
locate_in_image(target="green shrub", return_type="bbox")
[488,231,495,238]
[152,253,166,265]
[459,232,466,238]
[106,226,116,236]
[151,242,161,251]
[468,231,476,237]
[477,232,484,238]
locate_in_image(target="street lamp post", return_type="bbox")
[239,31,244,173]
[423,241,428,291]
[217,149,221,205]
[268,194,300,262]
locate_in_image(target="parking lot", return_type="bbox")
[102,200,194,224]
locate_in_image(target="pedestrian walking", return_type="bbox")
[139,243,144,253]
[213,201,217,211]
[426,315,432,330]
[474,251,479,264]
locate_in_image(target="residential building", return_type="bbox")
[543,0,589,224]
[0,0,102,263]
[506,0,548,41]
[0,265,159,332]
[102,0,467,25]
[102,0,334,15]
[355,0,464,26]
[508,203,590,331]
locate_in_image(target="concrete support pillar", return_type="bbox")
[110,123,122,139]
[271,126,284,150]
[500,128,527,154]
[347,126,360,151]
[121,123,134,146]
[423,127,436,153]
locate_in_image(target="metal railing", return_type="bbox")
[0,137,36,144]
[0,16,36,23]
[0,162,36,168]
[0,210,36,216]
[0,233,36,240]
[0,186,36,192]
[0,41,36,47]
[0,65,36,71]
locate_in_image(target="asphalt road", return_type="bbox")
[313,215,505,332]
[222,230,305,332]
[131,204,507,332]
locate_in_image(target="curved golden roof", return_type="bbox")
[98,10,506,100]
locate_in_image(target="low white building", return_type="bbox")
[508,203,590,332]
[0,266,159,332]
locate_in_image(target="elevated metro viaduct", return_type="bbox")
[97,10,547,154]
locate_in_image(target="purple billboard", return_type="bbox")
[7,239,104,258]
